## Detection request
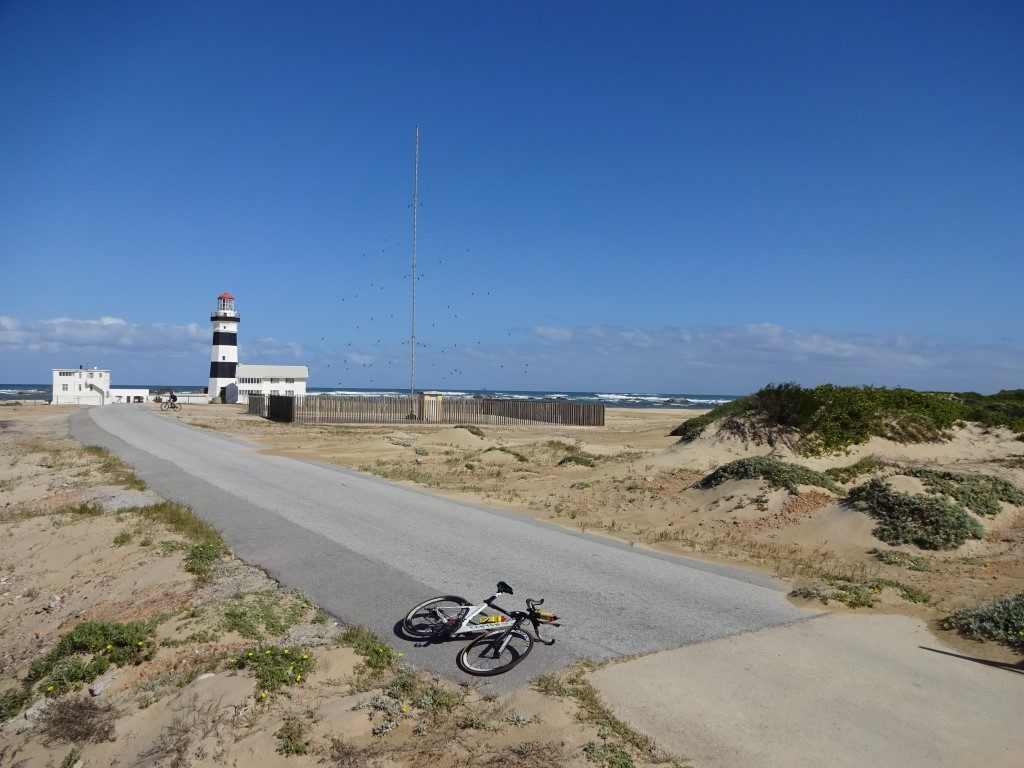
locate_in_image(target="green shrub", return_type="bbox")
[792,576,930,608]
[558,453,597,468]
[27,620,153,694]
[955,389,1024,436]
[275,716,310,755]
[869,548,929,571]
[825,456,891,484]
[669,398,749,442]
[233,645,313,693]
[184,541,228,581]
[695,456,841,494]
[847,479,984,550]
[339,627,396,670]
[221,591,306,639]
[674,383,966,455]
[1,686,33,720]
[903,468,1024,517]
[112,531,132,547]
[942,592,1024,650]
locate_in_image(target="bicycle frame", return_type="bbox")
[443,589,517,639]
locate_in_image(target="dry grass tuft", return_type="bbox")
[39,697,117,745]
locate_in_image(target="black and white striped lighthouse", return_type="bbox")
[208,292,239,402]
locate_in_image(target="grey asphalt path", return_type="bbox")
[70,406,812,689]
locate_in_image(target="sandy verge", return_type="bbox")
[0,404,681,767]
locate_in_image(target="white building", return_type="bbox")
[231,363,309,404]
[52,367,150,405]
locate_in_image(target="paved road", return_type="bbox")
[71,407,811,688]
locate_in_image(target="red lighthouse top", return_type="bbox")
[218,292,235,300]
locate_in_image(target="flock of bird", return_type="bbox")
[317,240,527,388]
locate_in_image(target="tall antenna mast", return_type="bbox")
[410,126,419,400]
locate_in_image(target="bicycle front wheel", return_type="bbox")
[402,596,470,639]
[456,627,534,676]
[171,402,181,411]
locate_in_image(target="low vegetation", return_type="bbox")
[83,445,147,490]
[534,661,680,767]
[339,626,396,670]
[824,456,892,484]
[124,501,224,545]
[942,592,1024,650]
[869,547,929,571]
[232,645,314,695]
[221,590,307,639]
[26,620,154,696]
[792,576,930,608]
[673,383,1024,455]
[1,686,33,720]
[847,479,984,550]
[902,467,1024,517]
[695,456,841,494]
[39,697,117,744]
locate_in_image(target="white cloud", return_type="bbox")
[247,334,304,360]
[0,315,208,357]
[532,326,573,342]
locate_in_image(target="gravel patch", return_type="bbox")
[84,484,164,512]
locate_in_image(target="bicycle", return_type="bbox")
[160,400,181,411]
[402,581,561,676]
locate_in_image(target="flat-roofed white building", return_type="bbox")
[52,367,150,405]
[230,364,309,404]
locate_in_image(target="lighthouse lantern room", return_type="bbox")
[208,291,240,402]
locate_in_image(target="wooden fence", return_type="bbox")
[251,394,604,427]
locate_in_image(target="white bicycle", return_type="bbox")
[402,581,561,676]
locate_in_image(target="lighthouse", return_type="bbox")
[208,292,239,402]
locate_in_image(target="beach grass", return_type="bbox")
[672,383,1023,455]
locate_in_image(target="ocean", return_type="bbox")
[1,385,736,409]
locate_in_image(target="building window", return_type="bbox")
[270,390,280,395]
[61,384,68,392]
[285,378,294,384]
[286,389,294,396]
[59,371,74,377]
[78,385,82,391]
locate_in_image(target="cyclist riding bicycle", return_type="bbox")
[168,390,178,403]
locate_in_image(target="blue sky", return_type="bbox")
[1,1,1021,394]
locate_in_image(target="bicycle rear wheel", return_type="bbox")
[160,402,169,411]
[456,627,534,676]
[402,596,470,639]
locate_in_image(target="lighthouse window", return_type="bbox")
[221,356,226,361]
